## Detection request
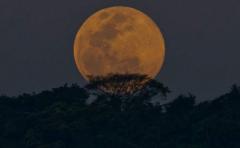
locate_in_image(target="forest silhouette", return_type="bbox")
[0,74,240,148]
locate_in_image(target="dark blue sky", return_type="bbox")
[0,0,240,101]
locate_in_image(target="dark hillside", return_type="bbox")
[0,80,240,148]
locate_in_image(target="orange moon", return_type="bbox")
[74,6,165,80]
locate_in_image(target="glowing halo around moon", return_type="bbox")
[74,6,165,81]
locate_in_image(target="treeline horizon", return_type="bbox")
[0,74,240,148]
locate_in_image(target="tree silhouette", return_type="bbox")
[0,79,240,148]
[86,73,170,97]
[85,74,170,111]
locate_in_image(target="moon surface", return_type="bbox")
[74,6,165,80]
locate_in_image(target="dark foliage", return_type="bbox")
[86,74,170,97]
[0,76,240,148]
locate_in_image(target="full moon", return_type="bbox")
[74,6,165,80]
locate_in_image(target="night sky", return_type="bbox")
[1,0,240,101]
